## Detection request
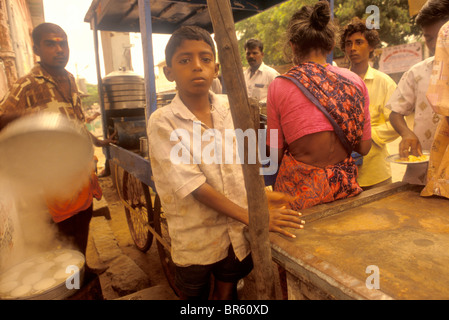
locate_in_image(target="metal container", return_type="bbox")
[112,117,146,150]
[103,69,145,110]
[156,91,176,108]
[0,112,94,191]
[0,249,85,300]
[139,136,149,158]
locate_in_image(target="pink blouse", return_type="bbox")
[267,65,371,149]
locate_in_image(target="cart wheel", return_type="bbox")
[153,194,182,297]
[122,170,154,252]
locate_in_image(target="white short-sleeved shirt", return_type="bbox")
[147,92,251,267]
[244,62,279,103]
[386,57,441,184]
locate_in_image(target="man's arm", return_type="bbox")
[390,111,421,158]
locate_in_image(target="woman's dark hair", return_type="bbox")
[415,0,449,27]
[285,1,337,64]
[32,23,67,46]
[340,18,380,58]
[165,26,216,67]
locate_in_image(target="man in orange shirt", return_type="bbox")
[0,23,115,257]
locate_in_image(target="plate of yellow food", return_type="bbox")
[386,151,430,165]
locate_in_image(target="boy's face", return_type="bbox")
[344,32,373,66]
[164,40,219,97]
[34,32,69,70]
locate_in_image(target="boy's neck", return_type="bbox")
[181,93,213,127]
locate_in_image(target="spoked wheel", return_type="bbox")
[153,194,182,297]
[122,170,154,252]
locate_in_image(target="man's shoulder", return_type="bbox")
[261,63,279,76]
[13,64,50,86]
[409,56,434,72]
[369,66,396,86]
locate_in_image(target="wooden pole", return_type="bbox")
[207,0,277,300]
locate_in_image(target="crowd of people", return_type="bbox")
[0,0,448,301]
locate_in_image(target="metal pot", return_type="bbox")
[0,249,85,300]
[0,112,94,193]
[103,70,145,110]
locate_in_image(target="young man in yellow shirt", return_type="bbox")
[341,18,398,189]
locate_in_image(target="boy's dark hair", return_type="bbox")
[165,26,216,67]
[415,0,449,27]
[32,23,67,46]
[244,39,264,52]
[340,18,380,58]
[285,1,337,64]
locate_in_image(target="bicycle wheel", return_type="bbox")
[153,194,181,296]
[122,170,154,252]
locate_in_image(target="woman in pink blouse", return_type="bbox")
[266,1,372,210]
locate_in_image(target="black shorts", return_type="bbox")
[175,246,253,298]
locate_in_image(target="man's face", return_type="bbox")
[163,39,219,97]
[34,32,69,69]
[344,32,373,66]
[422,20,447,56]
[246,46,264,70]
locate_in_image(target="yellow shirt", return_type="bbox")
[357,65,399,187]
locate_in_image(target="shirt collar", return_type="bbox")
[255,62,267,73]
[363,64,376,81]
[425,56,435,67]
[31,62,72,84]
[169,91,229,121]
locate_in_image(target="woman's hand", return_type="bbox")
[268,206,305,238]
[265,190,304,238]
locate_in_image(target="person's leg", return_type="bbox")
[212,278,237,300]
[212,246,253,300]
[175,264,212,300]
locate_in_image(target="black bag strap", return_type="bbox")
[278,74,353,154]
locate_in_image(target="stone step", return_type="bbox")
[89,216,151,297]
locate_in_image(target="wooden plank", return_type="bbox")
[109,144,155,189]
[300,182,418,222]
[207,0,276,300]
